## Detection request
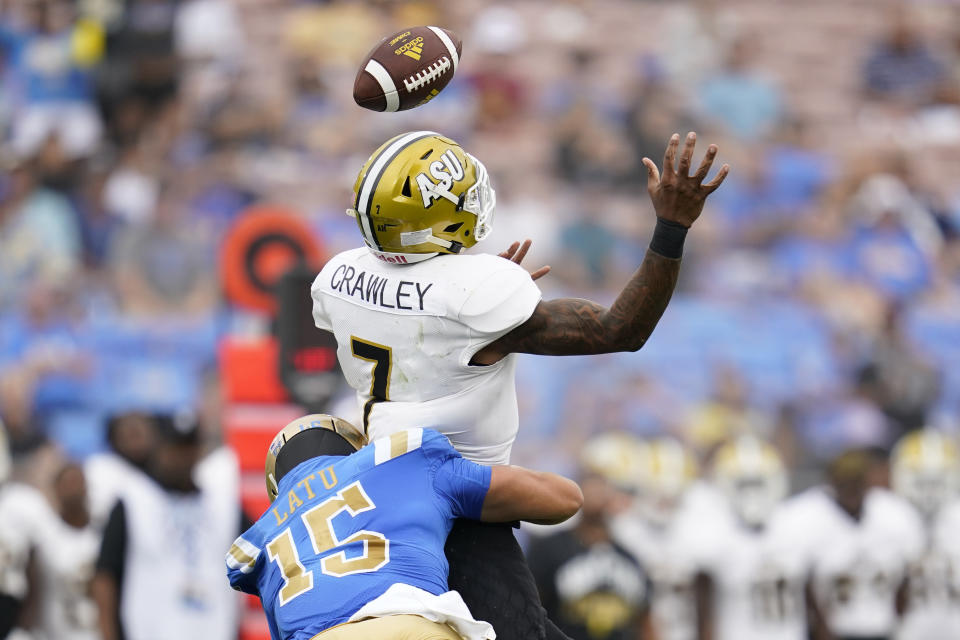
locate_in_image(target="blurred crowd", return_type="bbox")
[0,0,959,638]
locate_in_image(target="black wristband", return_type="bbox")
[649,217,688,259]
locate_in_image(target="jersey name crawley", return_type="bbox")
[324,263,443,315]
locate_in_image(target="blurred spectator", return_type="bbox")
[707,120,833,244]
[72,158,123,266]
[31,462,101,640]
[84,411,155,529]
[0,421,59,638]
[659,0,739,92]
[779,449,924,640]
[698,36,782,141]
[1,0,104,159]
[529,473,655,640]
[103,0,179,107]
[0,165,82,308]
[108,191,218,316]
[173,0,244,68]
[863,7,947,107]
[0,282,90,451]
[91,413,240,640]
[848,166,943,250]
[101,144,160,225]
[554,104,638,191]
[856,305,939,436]
[558,198,621,286]
[464,6,529,132]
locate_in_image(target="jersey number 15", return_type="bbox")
[266,480,389,606]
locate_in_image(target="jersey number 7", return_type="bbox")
[266,480,389,606]
[351,336,392,433]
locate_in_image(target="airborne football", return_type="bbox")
[353,26,462,112]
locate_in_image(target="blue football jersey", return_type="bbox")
[226,428,491,640]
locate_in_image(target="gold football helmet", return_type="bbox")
[713,436,787,528]
[633,437,698,527]
[891,429,960,519]
[265,414,367,501]
[348,131,495,264]
[580,432,647,492]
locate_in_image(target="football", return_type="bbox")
[353,26,462,112]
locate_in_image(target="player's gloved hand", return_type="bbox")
[498,239,551,281]
[642,132,729,229]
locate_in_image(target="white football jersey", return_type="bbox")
[312,248,541,465]
[120,472,239,640]
[897,499,960,640]
[34,519,101,640]
[0,483,57,599]
[611,485,719,640]
[84,452,145,530]
[696,504,809,640]
[780,487,924,638]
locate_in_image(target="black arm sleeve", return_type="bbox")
[96,501,127,582]
[0,593,19,638]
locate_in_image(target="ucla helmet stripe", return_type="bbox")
[355,131,438,250]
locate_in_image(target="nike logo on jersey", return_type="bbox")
[328,264,435,312]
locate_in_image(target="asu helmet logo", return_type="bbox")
[415,150,464,208]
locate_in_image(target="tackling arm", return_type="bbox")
[480,465,583,525]
[473,132,728,364]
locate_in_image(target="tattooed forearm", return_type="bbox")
[472,250,681,363]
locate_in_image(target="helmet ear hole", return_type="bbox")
[401,176,412,198]
[443,222,463,233]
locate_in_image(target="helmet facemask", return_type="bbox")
[462,153,495,242]
[725,473,787,529]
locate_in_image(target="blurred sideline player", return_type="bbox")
[312,130,728,639]
[693,437,809,640]
[31,463,101,640]
[226,414,582,640]
[890,430,960,640]
[610,437,711,640]
[92,414,241,640]
[527,433,657,640]
[778,449,924,640]
[0,421,60,639]
[83,412,156,529]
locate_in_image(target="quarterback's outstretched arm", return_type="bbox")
[473,132,728,363]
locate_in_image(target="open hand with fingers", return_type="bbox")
[498,239,551,281]
[642,132,729,228]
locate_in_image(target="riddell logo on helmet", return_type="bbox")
[375,254,409,264]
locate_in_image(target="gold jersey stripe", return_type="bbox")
[374,428,424,465]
